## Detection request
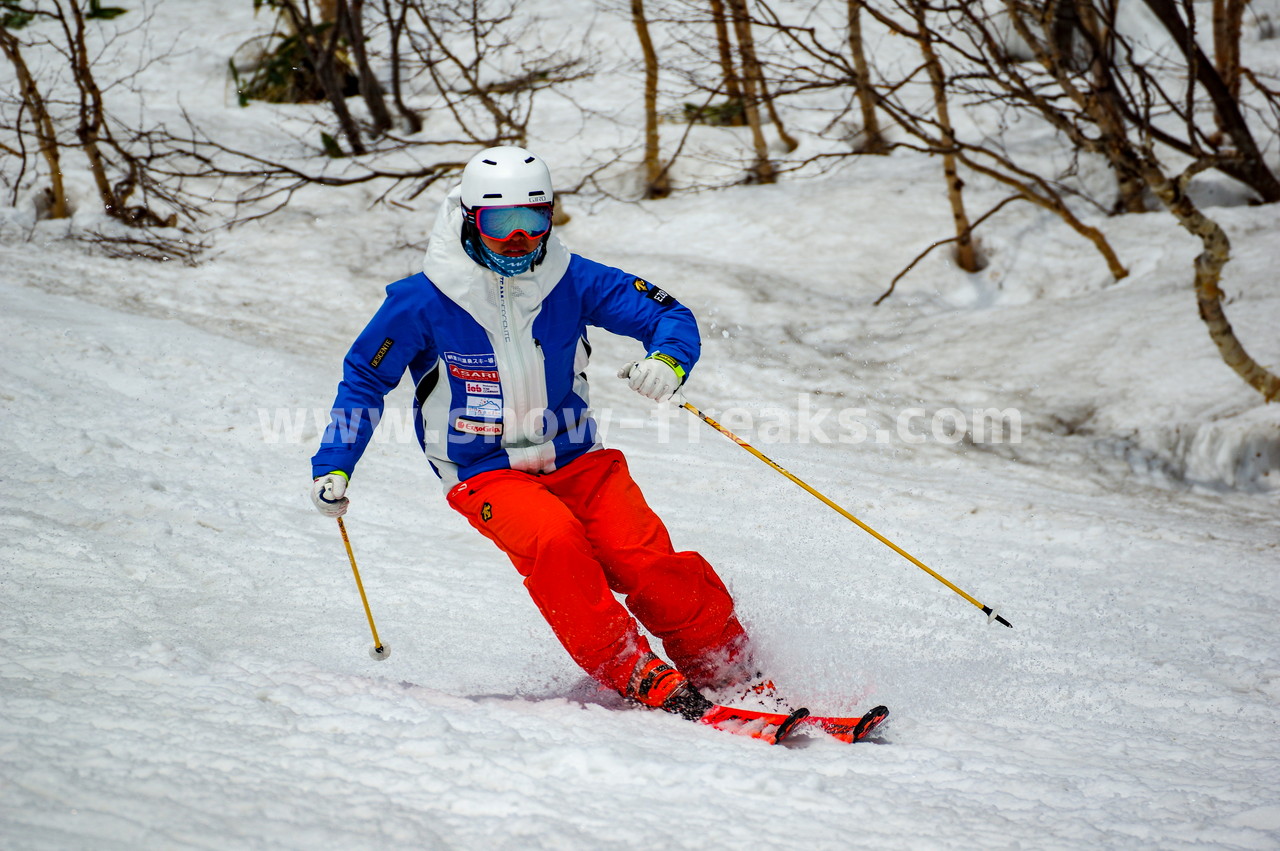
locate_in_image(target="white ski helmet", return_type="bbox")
[460,146,553,208]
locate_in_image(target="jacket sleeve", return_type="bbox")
[572,255,701,377]
[310,281,433,479]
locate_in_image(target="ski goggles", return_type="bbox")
[472,203,554,242]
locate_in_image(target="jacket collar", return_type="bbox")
[421,185,570,319]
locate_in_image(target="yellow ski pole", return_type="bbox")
[336,516,392,659]
[680,399,1012,628]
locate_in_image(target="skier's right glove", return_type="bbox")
[618,354,685,403]
[311,471,349,517]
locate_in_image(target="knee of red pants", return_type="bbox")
[552,453,754,689]
[560,459,731,646]
[617,553,741,663]
[618,550,729,624]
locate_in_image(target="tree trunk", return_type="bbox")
[1141,0,1280,202]
[731,0,796,153]
[847,0,887,153]
[725,0,775,183]
[1049,0,1080,64]
[1007,1,1278,400]
[343,0,392,136]
[1211,0,1246,146]
[279,0,365,154]
[632,0,670,198]
[912,0,980,271]
[64,0,122,216]
[708,0,746,123]
[381,0,422,133]
[315,4,365,154]
[1212,0,1245,100]
[0,28,68,218]
[1142,164,1280,401]
[1073,2,1147,212]
[759,69,798,153]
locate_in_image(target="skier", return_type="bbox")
[310,146,756,721]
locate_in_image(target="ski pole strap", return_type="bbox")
[648,352,687,383]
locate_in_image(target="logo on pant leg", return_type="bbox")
[481,502,493,522]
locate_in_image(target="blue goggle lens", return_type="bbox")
[475,205,553,241]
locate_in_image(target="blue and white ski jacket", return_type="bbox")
[311,186,701,488]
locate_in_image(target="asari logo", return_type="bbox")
[481,502,493,522]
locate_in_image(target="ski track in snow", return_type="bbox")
[2,1,1280,848]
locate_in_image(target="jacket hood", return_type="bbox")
[422,185,570,318]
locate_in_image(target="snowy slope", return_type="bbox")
[3,1,1280,849]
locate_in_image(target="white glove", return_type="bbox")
[311,472,349,517]
[618,355,684,403]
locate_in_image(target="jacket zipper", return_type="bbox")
[494,275,543,445]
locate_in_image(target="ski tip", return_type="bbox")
[851,705,890,742]
[773,707,811,744]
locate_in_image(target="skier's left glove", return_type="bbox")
[311,471,349,517]
[618,353,685,403]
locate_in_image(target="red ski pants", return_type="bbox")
[447,448,748,694]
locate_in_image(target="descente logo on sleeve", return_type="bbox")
[369,338,395,368]
[632,278,674,306]
[646,286,673,306]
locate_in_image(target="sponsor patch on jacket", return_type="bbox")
[455,417,502,436]
[645,286,674,306]
[369,337,395,368]
[465,380,501,395]
[465,397,503,418]
[632,278,675,307]
[444,351,497,368]
[449,365,500,381]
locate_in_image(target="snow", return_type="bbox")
[2,1,1279,849]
